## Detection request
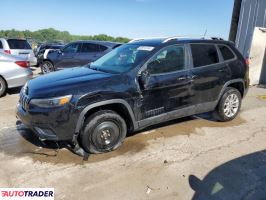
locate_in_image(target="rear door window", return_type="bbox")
[63,43,80,53]
[0,41,3,49]
[191,44,219,67]
[81,43,101,53]
[98,45,108,52]
[218,45,235,61]
[7,39,31,49]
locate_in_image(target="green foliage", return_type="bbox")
[0,28,130,44]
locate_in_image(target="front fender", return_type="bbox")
[74,99,138,134]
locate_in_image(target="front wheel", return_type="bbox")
[213,87,242,122]
[41,61,55,74]
[80,110,127,154]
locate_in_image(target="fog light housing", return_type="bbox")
[34,127,57,139]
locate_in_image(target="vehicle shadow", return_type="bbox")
[189,150,266,200]
[7,86,22,95]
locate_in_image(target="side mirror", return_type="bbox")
[138,70,150,90]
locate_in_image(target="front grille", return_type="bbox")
[20,92,30,111]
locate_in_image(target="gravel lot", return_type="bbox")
[0,82,266,199]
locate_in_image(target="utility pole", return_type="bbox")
[229,0,243,42]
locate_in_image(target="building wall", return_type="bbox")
[260,48,266,84]
[249,27,266,85]
[236,0,266,57]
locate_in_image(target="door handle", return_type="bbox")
[218,69,227,73]
[177,76,186,81]
[191,75,197,79]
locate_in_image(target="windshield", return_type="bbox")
[90,44,154,73]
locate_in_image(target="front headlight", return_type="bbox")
[30,95,72,108]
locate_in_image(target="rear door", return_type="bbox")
[76,43,105,66]
[189,43,230,111]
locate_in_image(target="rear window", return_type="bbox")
[218,45,235,61]
[7,39,31,49]
[191,44,219,68]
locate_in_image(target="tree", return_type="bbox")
[0,28,130,44]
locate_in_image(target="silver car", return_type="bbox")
[0,53,33,97]
[0,38,37,66]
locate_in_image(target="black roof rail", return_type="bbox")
[210,37,224,41]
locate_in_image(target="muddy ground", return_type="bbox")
[0,85,266,200]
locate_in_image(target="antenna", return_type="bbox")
[203,29,208,39]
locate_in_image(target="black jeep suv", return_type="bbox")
[17,37,249,154]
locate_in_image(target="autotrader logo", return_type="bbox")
[0,188,54,200]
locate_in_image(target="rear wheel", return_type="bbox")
[41,61,55,74]
[0,77,7,97]
[213,87,242,122]
[80,110,127,154]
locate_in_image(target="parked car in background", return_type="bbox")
[0,53,32,97]
[35,42,65,56]
[40,40,122,74]
[0,38,37,66]
[17,37,249,155]
[36,44,64,66]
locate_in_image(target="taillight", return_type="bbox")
[245,58,250,66]
[15,61,30,68]
[4,50,11,54]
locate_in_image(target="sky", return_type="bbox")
[0,0,234,39]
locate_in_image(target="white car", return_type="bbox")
[0,53,33,97]
[0,38,37,66]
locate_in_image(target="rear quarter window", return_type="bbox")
[218,45,235,60]
[112,44,122,49]
[191,44,219,67]
[7,39,31,49]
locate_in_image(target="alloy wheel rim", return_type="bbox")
[223,93,239,118]
[42,62,52,73]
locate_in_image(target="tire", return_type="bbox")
[213,87,242,122]
[80,110,127,154]
[41,61,55,74]
[0,77,7,97]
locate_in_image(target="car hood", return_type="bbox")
[28,67,113,98]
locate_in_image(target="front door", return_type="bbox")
[138,44,193,126]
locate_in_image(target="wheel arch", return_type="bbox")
[42,59,54,65]
[75,99,138,135]
[216,79,246,106]
[0,74,8,88]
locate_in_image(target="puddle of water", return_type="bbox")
[88,115,246,163]
[257,95,266,101]
[0,127,84,165]
[0,115,246,165]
